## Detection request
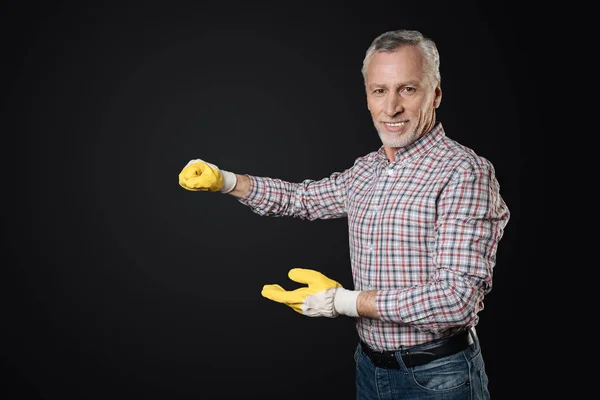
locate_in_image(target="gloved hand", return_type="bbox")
[178,159,237,193]
[261,268,360,318]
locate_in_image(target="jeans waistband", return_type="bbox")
[360,328,474,369]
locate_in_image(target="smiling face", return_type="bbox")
[365,45,442,160]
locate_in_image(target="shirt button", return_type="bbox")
[387,169,394,176]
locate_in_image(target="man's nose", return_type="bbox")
[384,93,403,116]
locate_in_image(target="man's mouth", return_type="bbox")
[382,120,408,132]
[384,121,408,127]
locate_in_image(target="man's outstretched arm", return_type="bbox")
[228,174,250,198]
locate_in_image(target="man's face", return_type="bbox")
[365,46,442,151]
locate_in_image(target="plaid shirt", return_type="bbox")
[238,123,510,351]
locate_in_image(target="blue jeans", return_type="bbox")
[354,331,490,400]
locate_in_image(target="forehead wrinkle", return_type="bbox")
[368,79,421,91]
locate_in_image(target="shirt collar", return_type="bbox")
[376,122,445,164]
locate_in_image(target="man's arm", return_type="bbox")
[374,162,510,331]
[228,174,251,198]
[180,159,349,220]
[356,290,378,318]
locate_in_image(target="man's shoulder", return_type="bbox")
[437,136,495,172]
[352,149,381,166]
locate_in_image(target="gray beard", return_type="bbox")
[376,127,418,149]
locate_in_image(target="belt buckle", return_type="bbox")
[376,357,398,369]
[371,350,400,369]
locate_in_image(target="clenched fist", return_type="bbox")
[178,159,236,193]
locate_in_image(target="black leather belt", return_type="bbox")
[360,329,473,369]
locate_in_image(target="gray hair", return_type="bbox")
[361,29,440,86]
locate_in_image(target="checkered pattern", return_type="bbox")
[238,123,510,351]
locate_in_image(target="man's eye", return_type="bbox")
[402,87,415,94]
[373,89,384,94]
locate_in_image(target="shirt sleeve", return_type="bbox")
[237,170,351,220]
[377,158,510,333]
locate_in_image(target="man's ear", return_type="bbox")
[434,85,442,109]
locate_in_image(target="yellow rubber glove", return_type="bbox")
[261,268,360,318]
[178,159,236,193]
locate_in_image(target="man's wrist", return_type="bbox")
[333,288,360,317]
[220,170,237,193]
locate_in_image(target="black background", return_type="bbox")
[2,1,534,399]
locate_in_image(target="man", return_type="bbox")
[179,29,509,400]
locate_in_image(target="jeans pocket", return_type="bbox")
[410,351,472,393]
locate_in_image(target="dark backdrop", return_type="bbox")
[2,2,533,399]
